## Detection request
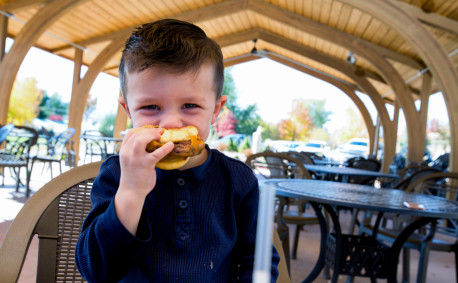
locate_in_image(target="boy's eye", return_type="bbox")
[142,105,159,110]
[183,103,198,109]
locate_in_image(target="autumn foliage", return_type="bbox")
[277,99,313,141]
[8,78,43,125]
[214,106,237,137]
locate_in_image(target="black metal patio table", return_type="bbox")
[260,179,458,283]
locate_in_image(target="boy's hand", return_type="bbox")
[114,126,174,235]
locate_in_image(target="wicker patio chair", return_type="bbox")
[0,161,102,283]
[246,151,319,271]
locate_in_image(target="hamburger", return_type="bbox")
[145,125,205,170]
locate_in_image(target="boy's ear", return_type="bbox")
[211,95,228,124]
[118,97,132,120]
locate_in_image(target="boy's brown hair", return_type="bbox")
[119,19,224,100]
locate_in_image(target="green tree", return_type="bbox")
[222,68,262,135]
[99,113,116,137]
[260,121,279,140]
[335,108,367,144]
[38,91,69,119]
[305,99,332,128]
[8,77,43,125]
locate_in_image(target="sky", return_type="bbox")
[7,38,449,135]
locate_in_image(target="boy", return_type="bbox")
[75,19,279,282]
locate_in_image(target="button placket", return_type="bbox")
[174,176,191,242]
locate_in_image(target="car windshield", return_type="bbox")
[350,141,367,146]
[306,143,321,148]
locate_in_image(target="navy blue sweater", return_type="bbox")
[75,147,279,282]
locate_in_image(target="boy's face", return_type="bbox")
[119,63,227,143]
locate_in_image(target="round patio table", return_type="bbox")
[260,179,458,283]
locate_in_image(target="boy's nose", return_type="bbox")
[158,114,183,129]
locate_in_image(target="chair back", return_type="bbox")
[245,151,312,179]
[1,126,39,158]
[0,161,102,283]
[44,128,76,159]
[406,172,458,237]
[285,151,315,165]
[394,166,442,190]
[0,124,15,146]
[347,157,381,171]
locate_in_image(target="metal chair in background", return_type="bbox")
[359,172,458,283]
[345,157,381,185]
[81,130,106,163]
[32,128,76,179]
[0,124,15,147]
[0,125,39,197]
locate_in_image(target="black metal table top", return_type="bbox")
[261,179,458,219]
[304,164,399,179]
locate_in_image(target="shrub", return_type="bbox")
[227,138,238,152]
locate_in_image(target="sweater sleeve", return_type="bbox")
[75,158,152,282]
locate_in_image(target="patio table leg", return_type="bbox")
[301,201,329,283]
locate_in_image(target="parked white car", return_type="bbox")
[332,138,369,161]
[295,140,328,154]
[267,140,305,153]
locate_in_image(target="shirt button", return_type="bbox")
[179,200,188,209]
[177,178,185,186]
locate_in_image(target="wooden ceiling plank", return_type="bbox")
[0,0,46,13]
[319,0,333,25]
[51,0,247,52]
[336,3,352,31]
[393,1,458,35]
[247,0,424,70]
[344,7,363,34]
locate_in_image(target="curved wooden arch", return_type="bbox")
[68,36,127,163]
[218,29,396,169]
[0,0,85,124]
[264,53,398,171]
[247,0,423,164]
[263,54,375,142]
[340,0,458,171]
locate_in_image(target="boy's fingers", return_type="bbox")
[149,141,174,161]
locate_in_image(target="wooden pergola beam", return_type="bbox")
[0,0,47,13]
[50,0,424,72]
[264,53,376,147]
[341,0,458,173]
[391,0,458,35]
[0,0,88,124]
